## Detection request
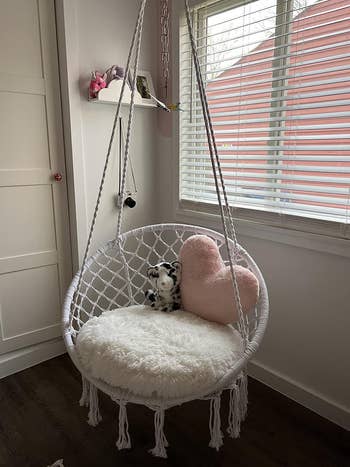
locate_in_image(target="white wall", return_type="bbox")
[242,233,350,429]
[58,0,161,268]
[155,0,350,429]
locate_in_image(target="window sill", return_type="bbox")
[175,200,350,259]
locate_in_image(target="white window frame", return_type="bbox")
[172,0,350,244]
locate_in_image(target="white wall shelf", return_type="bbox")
[89,78,157,108]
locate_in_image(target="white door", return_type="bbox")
[0,0,72,355]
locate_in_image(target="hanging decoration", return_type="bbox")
[117,117,137,209]
[160,0,170,98]
[159,0,183,112]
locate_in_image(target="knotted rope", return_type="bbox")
[184,0,248,344]
[71,0,147,323]
[115,401,131,450]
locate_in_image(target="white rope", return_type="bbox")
[88,383,102,427]
[116,1,146,239]
[184,0,248,344]
[116,401,131,450]
[79,376,90,407]
[227,384,241,438]
[208,394,223,450]
[227,372,248,437]
[47,460,64,467]
[149,407,168,458]
[239,371,248,421]
[71,0,147,321]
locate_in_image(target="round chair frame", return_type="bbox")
[62,223,269,456]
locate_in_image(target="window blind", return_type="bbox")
[179,0,350,224]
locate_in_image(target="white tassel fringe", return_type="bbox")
[116,401,131,450]
[227,384,240,438]
[149,408,168,458]
[239,372,248,421]
[79,376,90,407]
[47,460,64,467]
[209,394,223,450]
[87,383,102,426]
[227,373,248,438]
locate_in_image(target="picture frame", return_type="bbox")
[133,70,156,106]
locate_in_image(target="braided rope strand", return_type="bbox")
[184,0,248,343]
[71,0,147,318]
[116,2,146,239]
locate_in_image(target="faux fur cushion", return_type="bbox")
[179,235,259,324]
[76,305,243,399]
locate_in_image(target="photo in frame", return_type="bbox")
[132,70,156,105]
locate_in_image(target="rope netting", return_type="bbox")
[66,224,262,347]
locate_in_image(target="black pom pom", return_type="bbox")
[124,196,136,208]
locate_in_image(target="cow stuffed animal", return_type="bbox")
[145,261,182,312]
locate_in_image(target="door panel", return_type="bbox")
[0,265,60,338]
[0,186,56,258]
[0,93,49,169]
[0,0,43,77]
[0,0,72,357]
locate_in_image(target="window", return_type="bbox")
[179,0,350,226]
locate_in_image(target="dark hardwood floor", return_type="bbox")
[0,355,348,467]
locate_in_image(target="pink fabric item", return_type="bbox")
[89,72,107,98]
[179,235,259,324]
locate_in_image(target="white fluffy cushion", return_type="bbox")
[76,305,243,399]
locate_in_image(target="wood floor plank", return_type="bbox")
[0,355,348,467]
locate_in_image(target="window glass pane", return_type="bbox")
[180,0,350,224]
[207,0,277,80]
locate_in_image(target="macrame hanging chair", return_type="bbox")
[63,0,269,458]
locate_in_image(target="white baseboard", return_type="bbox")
[0,338,66,379]
[249,359,350,431]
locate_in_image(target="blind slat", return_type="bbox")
[182,186,349,206]
[182,145,350,152]
[181,64,350,91]
[182,177,349,195]
[182,78,350,104]
[181,154,350,162]
[182,100,350,119]
[183,123,350,135]
[181,161,350,174]
[182,168,350,185]
[181,110,350,126]
[181,192,348,216]
[181,88,350,113]
[183,135,350,142]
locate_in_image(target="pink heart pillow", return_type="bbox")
[179,235,259,324]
